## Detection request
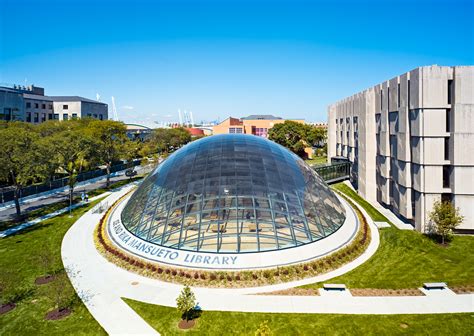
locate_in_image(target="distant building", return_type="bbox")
[125,123,153,141]
[328,65,474,233]
[213,114,305,138]
[0,84,108,123]
[308,122,328,130]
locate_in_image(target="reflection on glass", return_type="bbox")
[121,134,346,253]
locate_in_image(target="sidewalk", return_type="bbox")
[0,165,149,212]
[62,186,473,335]
[0,165,152,222]
[0,193,110,238]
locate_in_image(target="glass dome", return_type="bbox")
[121,134,346,253]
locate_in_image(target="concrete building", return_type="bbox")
[50,96,107,121]
[328,65,474,233]
[0,86,24,121]
[213,114,305,138]
[0,84,108,123]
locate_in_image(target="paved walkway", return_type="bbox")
[0,165,152,221]
[0,193,110,238]
[62,187,473,335]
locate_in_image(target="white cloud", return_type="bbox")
[122,105,134,110]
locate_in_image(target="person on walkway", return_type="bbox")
[85,193,89,203]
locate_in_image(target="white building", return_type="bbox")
[328,65,474,233]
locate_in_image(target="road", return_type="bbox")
[0,166,151,222]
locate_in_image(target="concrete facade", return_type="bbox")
[328,66,474,232]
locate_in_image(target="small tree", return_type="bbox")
[255,320,273,336]
[176,285,196,322]
[428,200,463,244]
[44,271,75,312]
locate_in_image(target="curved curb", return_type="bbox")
[62,186,473,333]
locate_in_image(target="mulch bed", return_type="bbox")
[45,308,72,320]
[178,319,196,329]
[451,285,474,294]
[350,288,424,296]
[258,288,320,296]
[0,303,16,315]
[35,275,56,285]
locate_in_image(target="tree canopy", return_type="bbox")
[429,200,464,244]
[268,121,326,157]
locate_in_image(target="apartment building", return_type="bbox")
[0,85,108,123]
[328,65,474,232]
[213,115,305,138]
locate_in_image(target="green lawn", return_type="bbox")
[305,156,328,166]
[125,299,474,336]
[0,199,106,335]
[300,183,474,289]
[332,183,389,222]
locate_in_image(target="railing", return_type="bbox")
[314,162,351,184]
[0,161,141,204]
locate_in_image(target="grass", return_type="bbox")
[0,199,106,335]
[299,182,474,289]
[305,156,328,166]
[124,299,474,336]
[332,182,389,222]
[0,199,78,231]
[0,176,143,232]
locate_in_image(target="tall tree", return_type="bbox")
[0,123,48,217]
[148,127,192,155]
[268,121,308,157]
[46,123,94,210]
[87,120,128,186]
[429,200,464,244]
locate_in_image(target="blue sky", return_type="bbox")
[1,0,473,125]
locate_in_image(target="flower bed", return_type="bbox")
[94,192,371,288]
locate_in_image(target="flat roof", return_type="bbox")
[241,114,283,120]
[48,96,107,105]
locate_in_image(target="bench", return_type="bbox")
[423,282,447,290]
[323,283,347,291]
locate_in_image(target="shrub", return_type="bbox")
[210,274,217,280]
[226,275,232,281]
[171,270,177,276]
[194,273,199,279]
[200,273,206,280]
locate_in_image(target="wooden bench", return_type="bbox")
[423,282,447,290]
[323,283,347,291]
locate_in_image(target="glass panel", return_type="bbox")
[121,134,346,253]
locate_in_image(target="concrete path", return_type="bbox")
[62,187,474,335]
